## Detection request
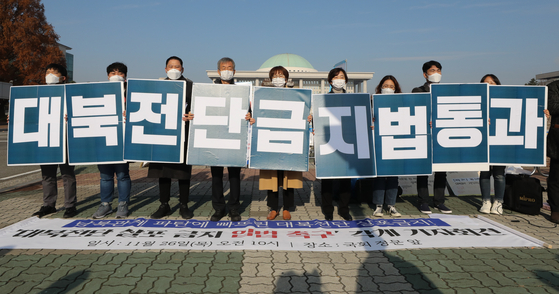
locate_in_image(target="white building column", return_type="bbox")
[255,78,259,86]
[362,80,367,93]
[320,79,325,94]
[299,79,303,89]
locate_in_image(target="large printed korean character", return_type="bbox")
[129,89,180,146]
[69,92,119,146]
[377,104,428,160]
[435,95,484,148]
[489,96,543,149]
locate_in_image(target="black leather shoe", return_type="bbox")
[229,210,241,222]
[151,203,171,219]
[31,206,56,218]
[63,207,77,218]
[324,214,333,221]
[32,206,57,218]
[551,211,559,224]
[339,213,353,221]
[179,204,194,220]
[211,210,226,222]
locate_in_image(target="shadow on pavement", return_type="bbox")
[274,268,320,293]
[533,253,559,290]
[39,270,90,294]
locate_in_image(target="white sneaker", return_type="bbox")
[388,205,401,217]
[479,200,491,214]
[490,201,503,215]
[373,205,383,217]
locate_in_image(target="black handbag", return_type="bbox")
[503,174,543,215]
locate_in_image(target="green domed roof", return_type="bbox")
[258,53,315,71]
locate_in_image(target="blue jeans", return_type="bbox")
[372,177,398,206]
[479,165,505,202]
[98,163,131,203]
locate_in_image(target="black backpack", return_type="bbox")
[503,174,543,215]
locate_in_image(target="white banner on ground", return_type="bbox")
[0,216,541,251]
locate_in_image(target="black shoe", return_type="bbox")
[211,210,226,222]
[179,204,194,220]
[32,206,57,218]
[229,210,241,222]
[551,211,559,224]
[324,214,333,221]
[151,203,171,219]
[63,207,77,218]
[339,213,353,221]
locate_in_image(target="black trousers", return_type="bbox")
[40,164,77,209]
[417,172,447,205]
[547,158,559,212]
[211,166,241,212]
[159,178,190,205]
[267,189,294,211]
[321,179,351,215]
[266,170,295,211]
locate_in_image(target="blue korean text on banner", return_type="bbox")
[488,85,547,166]
[374,93,432,176]
[249,87,311,171]
[8,85,66,166]
[187,83,251,167]
[124,79,186,163]
[313,93,375,178]
[65,82,125,165]
[431,84,489,172]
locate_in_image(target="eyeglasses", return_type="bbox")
[382,85,395,89]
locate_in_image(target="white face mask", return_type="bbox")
[167,69,182,80]
[331,79,346,90]
[45,74,59,85]
[109,75,125,82]
[272,77,286,87]
[428,73,442,83]
[381,88,395,94]
[220,70,234,81]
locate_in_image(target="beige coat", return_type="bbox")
[259,170,303,192]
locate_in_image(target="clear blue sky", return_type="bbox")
[43,0,559,93]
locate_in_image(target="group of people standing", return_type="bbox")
[16,57,559,225]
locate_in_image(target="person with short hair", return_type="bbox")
[413,60,452,214]
[258,66,304,220]
[32,63,78,218]
[148,56,195,219]
[309,68,353,221]
[92,62,132,219]
[478,74,505,215]
[372,75,403,217]
[202,57,253,222]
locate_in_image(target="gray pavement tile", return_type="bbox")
[150,276,173,293]
[167,282,205,293]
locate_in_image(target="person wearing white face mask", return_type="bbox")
[258,66,303,220]
[148,56,195,220]
[371,75,404,217]
[92,62,132,219]
[308,68,353,221]
[30,63,78,219]
[412,60,452,214]
[199,57,254,222]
